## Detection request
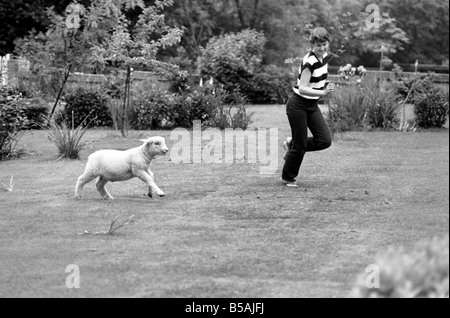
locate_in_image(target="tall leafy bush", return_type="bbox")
[241,65,292,104]
[198,29,267,93]
[414,88,449,128]
[61,88,112,128]
[0,87,29,160]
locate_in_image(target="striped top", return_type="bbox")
[293,51,330,100]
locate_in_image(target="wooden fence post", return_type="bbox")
[0,54,10,86]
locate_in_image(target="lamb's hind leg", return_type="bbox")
[75,173,97,199]
[95,176,114,200]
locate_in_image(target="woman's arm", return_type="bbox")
[297,67,335,97]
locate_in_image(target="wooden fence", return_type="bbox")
[1,55,449,90]
[328,70,449,85]
[65,71,172,91]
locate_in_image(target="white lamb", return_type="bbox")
[75,136,169,200]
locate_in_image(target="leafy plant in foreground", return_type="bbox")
[45,112,92,160]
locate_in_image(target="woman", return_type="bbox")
[282,27,336,187]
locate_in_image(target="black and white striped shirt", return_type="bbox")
[293,51,330,100]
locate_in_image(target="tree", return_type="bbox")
[163,0,217,65]
[381,0,449,64]
[0,0,92,55]
[89,0,184,137]
[14,2,97,117]
[285,1,410,68]
[356,12,409,70]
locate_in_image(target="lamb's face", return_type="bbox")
[142,136,169,157]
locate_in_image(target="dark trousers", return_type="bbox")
[282,93,332,181]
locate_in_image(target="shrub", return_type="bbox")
[241,65,292,104]
[131,82,252,130]
[22,98,50,129]
[130,85,184,130]
[392,66,435,104]
[350,236,449,298]
[179,88,216,127]
[414,88,449,128]
[392,66,449,129]
[198,29,267,93]
[62,88,113,128]
[0,87,30,160]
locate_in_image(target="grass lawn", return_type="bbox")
[0,104,448,298]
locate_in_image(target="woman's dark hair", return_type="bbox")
[309,27,331,44]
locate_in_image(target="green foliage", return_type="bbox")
[0,87,30,160]
[241,65,292,104]
[22,99,50,129]
[107,98,125,131]
[197,29,292,105]
[198,29,267,92]
[351,236,449,298]
[208,87,254,130]
[392,68,449,128]
[363,79,401,129]
[45,115,91,160]
[414,88,449,129]
[392,69,435,104]
[130,83,252,130]
[130,86,183,130]
[89,0,184,137]
[14,3,100,117]
[230,105,255,130]
[0,0,50,56]
[383,0,449,64]
[5,1,448,69]
[62,88,112,127]
[330,84,366,131]
[330,69,400,131]
[131,83,217,130]
[179,88,215,128]
[356,12,410,59]
[18,66,67,102]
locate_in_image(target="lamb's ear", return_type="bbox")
[140,138,153,145]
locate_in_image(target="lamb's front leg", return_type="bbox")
[147,169,154,198]
[135,170,165,198]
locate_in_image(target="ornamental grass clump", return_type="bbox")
[45,112,92,160]
[362,79,402,129]
[350,236,449,298]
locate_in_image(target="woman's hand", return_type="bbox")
[324,83,336,96]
